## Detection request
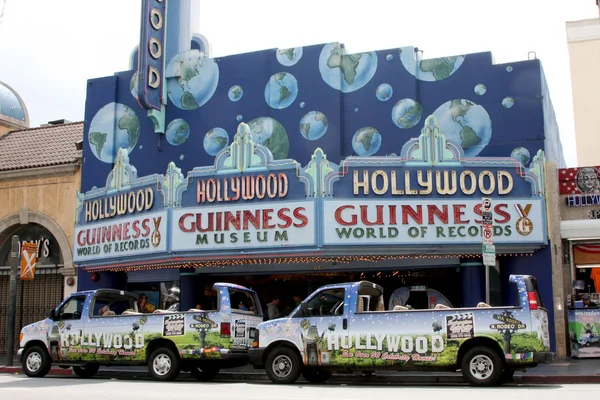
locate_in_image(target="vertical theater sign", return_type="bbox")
[73,118,547,268]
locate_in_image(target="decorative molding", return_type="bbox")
[0,210,74,277]
[0,163,80,181]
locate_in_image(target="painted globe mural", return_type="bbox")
[376,83,393,101]
[431,99,492,157]
[248,117,290,159]
[203,128,229,156]
[352,127,382,156]
[391,99,423,129]
[276,47,303,66]
[166,49,219,110]
[88,102,140,163]
[228,85,243,102]
[166,119,190,146]
[264,72,298,109]
[399,48,465,81]
[511,146,531,166]
[319,43,378,93]
[300,111,328,141]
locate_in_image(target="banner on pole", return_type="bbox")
[20,242,39,281]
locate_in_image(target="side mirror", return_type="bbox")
[49,309,56,320]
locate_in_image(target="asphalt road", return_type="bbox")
[0,375,596,400]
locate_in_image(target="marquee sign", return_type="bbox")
[137,0,166,111]
[74,148,169,262]
[322,116,546,247]
[73,120,547,266]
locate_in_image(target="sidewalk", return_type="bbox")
[2,358,600,384]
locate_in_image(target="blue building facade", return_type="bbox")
[75,3,564,352]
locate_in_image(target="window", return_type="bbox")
[229,288,260,315]
[92,296,135,317]
[304,289,345,316]
[58,296,85,321]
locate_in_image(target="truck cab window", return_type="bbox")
[58,296,85,321]
[306,289,345,316]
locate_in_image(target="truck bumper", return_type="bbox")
[249,348,265,369]
[17,348,24,363]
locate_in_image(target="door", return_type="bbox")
[298,287,347,367]
[49,295,86,362]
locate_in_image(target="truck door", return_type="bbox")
[214,283,264,350]
[48,295,87,362]
[299,287,347,367]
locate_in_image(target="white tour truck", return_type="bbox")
[18,283,262,381]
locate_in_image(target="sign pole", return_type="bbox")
[5,235,19,366]
[481,197,495,305]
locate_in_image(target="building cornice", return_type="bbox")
[567,18,600,43]
[0,163,80,181]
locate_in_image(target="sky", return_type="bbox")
[0,0,597,167]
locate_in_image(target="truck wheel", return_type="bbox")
[265,347,302,384]
[301,368,332,383]
[461,346,503,386]
[189,366,220,381]
[148,347,180,381]
[73,364,100,378]
[22,346,51,378]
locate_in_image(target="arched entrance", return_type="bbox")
[0,210,72,357]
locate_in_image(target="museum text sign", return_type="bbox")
[170,201,316,252]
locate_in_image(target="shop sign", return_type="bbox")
[83,187,155,223]
[345,168,529,198]
[322,199,544,246]
[588,210,600,219]
[171,201,316,252]
[566,194,600,207]
[20,242,39,281]
[137,0,166,111]
[17,237,51,258]
[73,211,168,262]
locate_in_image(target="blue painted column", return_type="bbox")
[165,0,193,62]
[460,261,486,307]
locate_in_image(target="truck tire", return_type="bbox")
[73,364,100,378]
[148,347,181,381]
[189,366,220,381]
[22,345,51,378]
[461,346,503,387]
[265,347,302,384]
[301,368,332,383]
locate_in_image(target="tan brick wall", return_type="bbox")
[0,169,80,249]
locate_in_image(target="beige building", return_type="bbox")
[566,17,600,166]
[0,81,83,356]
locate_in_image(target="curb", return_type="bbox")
[2,366,600,385]
[516,375,600,384]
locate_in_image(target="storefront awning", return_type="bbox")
[561,219,600,240]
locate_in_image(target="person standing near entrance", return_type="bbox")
[267,297,280,320]
[293,295,302,307]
